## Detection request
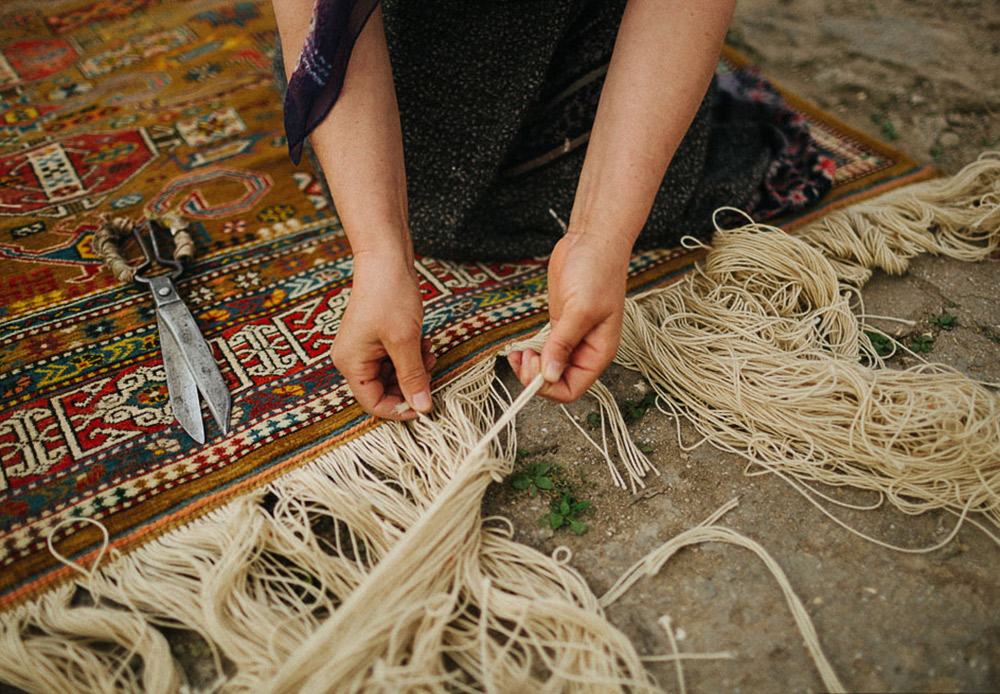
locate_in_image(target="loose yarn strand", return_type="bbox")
[600,499,846,693]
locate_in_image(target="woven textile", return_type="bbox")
[0,0,930,609]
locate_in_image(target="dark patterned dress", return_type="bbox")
[278,0,834,260]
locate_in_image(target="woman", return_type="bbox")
[272,0,831,420]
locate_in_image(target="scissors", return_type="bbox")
[95,214,231,444]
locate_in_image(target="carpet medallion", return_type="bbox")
[0,0,930,610]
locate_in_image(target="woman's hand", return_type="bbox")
[507,232,628,401]
[332,252,435,420]
[509,0,734,403]
[274,5,431,419]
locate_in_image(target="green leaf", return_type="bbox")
[624,401,645,420]
[623,391,658,422]
[510,475,530,490]
[536,476,555,490]
[572,501,591,513]
[528,485,537,497]
[639,443,654,454]
[543,513,564,530]
[569,519,589,535]
[864,330,895,357]
[912,334,935,353]
[559,499,571,516]
[930,312,957,330]
[871,113,898,140]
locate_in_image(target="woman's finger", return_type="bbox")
[384,334,433,413]
[506,350,523,379]
[541,307,597,385]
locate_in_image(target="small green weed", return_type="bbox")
[929,145,943,161]
[622,390,658,422]
[864,330,897,357]
[510,462,556,497]
[870,113,899,141]
[929,311,957,330]
[911,334,935,353]
[540,491,591,535]
[586,412,601,429]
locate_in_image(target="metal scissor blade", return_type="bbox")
[158,312,205,444]
[157,296,232,437]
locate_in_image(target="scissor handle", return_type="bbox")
[132,219,184,283]
[94,214,195,284]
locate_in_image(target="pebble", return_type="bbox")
[939,131,960,148]
[946,111,972,127]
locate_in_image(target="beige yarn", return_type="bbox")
[611,154,1000,544]
[1,154,998,693]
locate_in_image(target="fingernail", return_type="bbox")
[543,361,563,383]
[412,391,432,412]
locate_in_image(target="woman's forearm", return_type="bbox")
[272,3,412,268]
[569,0,736,253]
[272,3,432,419]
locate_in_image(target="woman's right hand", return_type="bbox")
[331,252,435,420]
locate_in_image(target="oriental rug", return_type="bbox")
[0,0,931,615]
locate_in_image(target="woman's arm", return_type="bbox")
[509,0,736,400]
[272,2,434,418]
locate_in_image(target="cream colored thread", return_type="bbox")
[613,157,1000,541]
[640,651,736,662]
[46,517,112,583]
[659,614,686,694]
[600,499,846,693]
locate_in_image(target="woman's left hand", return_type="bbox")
[506,0,736,401]
[507,231,629,402]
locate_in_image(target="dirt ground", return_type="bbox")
[484,1,1000,692]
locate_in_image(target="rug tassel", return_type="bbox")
[2,363,659,693]
[611,153,1000,538]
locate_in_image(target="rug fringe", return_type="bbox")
[0,362,659,693]
[612,152,1000,537]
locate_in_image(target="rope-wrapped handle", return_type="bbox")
[160,211,195,262]
[94,214,138,282]
[93,213,195,283]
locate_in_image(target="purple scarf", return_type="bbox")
[283,0,377,164]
